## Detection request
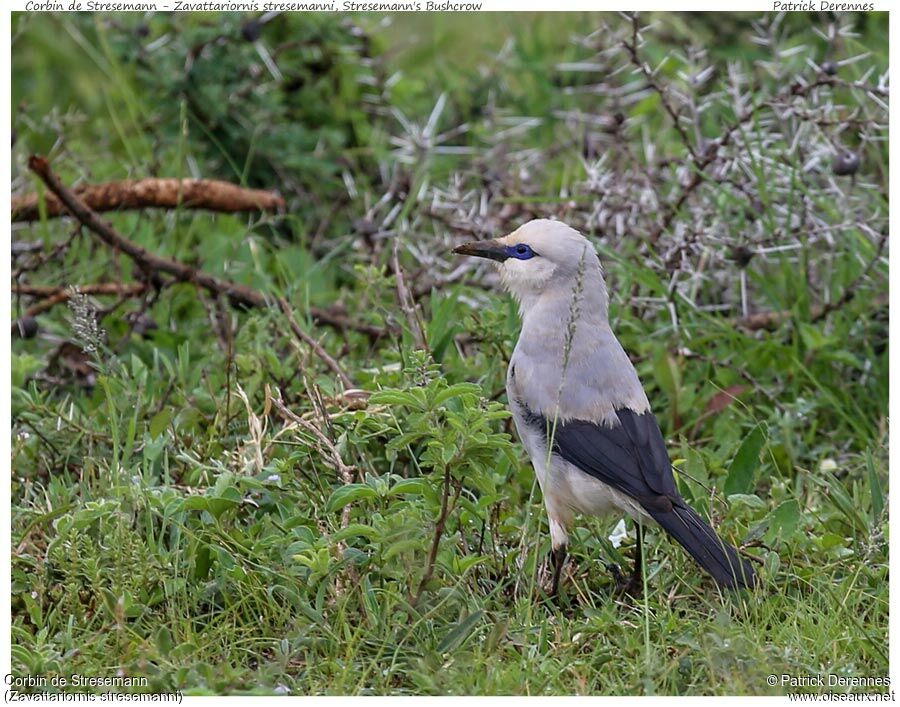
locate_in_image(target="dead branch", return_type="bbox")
[737,292,888,332]
[27,155,353,388]
[390,237,428,350]
[13,177,285,221]
[12,282,150,324]
[410,465,462,608]
[271,389,360,583]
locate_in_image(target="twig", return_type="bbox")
[27,155,353,388]
[13,177,285,221]
[271,391,355,485]
[622,15,697,163]
[12,282,150,322]
[390,236,428,350]
[410,465,461,608]
[271,390,360,584]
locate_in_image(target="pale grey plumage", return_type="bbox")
[500,220,651,547]
[453,219,757,592]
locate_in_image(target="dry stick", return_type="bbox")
[271,392,359,583]
[27,155,353,388]
[737,233,888,331]
[13,177,285,221]
[390,237,428,350]
[622,16,697,164]
[410,465,462,608]
[12,282,150,320]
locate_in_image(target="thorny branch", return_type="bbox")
[622,15,698,164]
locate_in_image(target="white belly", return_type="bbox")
[542,454,646,521]
[507,369,649,538]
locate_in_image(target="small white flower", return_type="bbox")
[608,518,628,548]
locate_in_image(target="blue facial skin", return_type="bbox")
[506,243,537,260]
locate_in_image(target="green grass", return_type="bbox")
[11,11,888,696]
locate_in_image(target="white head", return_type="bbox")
[453,219,607,312]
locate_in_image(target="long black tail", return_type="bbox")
[649,502,757,590]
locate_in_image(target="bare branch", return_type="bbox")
[13,177,285,221]
[26,155,354,388]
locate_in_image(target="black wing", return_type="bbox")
[549,408,678,511]
[538,407,757,589]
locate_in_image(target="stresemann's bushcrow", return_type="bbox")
[453,219,757,596]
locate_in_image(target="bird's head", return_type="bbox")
[453,219,602,302]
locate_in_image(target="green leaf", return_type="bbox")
[369,390,423,408]
[433,383,481,407]
[332,524,380,542]
[726,493,766,510]
[724,426,766,496]
[798,322,830,351]
[12,353,43,389]
[325,484,377,513]
[809,474,869,535]
[764,500,801,544]
[193,544,212,581]
[386,479,428,496]
[653,351,680,398]
[437,610,484,652]
[155,626,174,656]
[382,538,423,560]
[149,408,173,438]
[182,495,240,520]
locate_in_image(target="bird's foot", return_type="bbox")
[537,547,572,605]
[616,573,643,597]
[605,562,643,597]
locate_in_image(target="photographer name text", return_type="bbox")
[773,1,875,9]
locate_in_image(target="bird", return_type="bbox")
[453,219,757,596]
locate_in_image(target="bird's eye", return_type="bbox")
[507,243,537,260]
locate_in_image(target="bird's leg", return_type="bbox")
[550,543,567,598]
[612,523,644,596]
[625,523,644,595]
[546,519,569,599]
